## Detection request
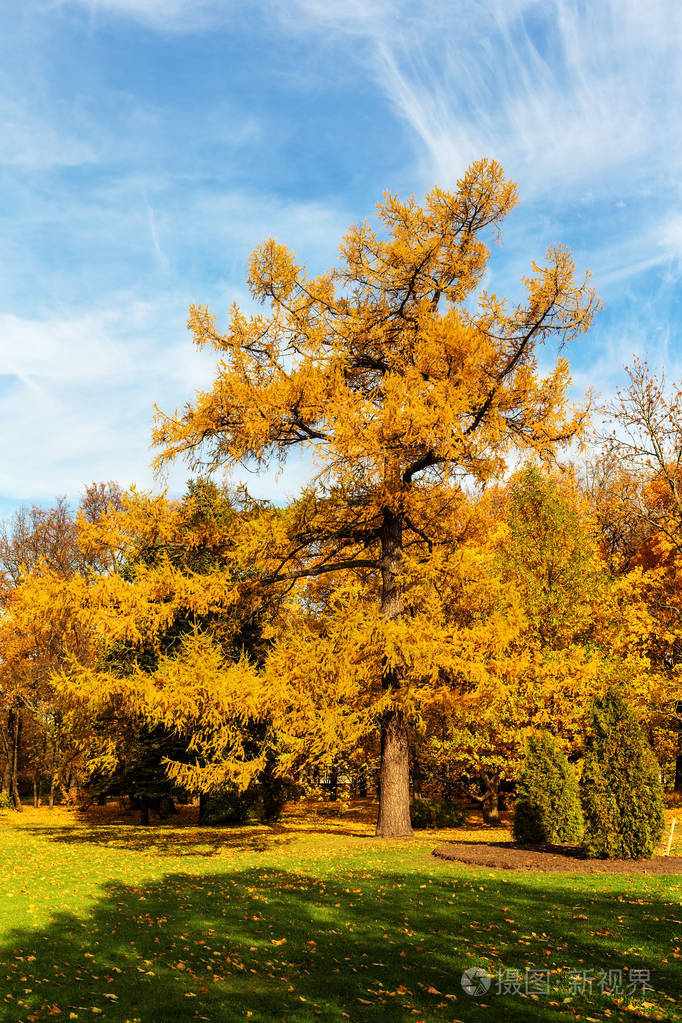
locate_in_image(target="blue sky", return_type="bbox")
[2,0,682,517]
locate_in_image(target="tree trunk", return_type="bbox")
[198,791,208,824]
[375,509,413,838]
[481,773,500,824]
[33,772,39,808]
[675,750,682,792]
[48,776,56,809]
[1,713,11,795]
[376,709,413,836]
[328,763,339,802]
[482,791,500,824]
[9,710,22,812]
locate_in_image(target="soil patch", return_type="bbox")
[433,841,682,874]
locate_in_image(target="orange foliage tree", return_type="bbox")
[411,466,669,820]
[151,159,599,836]
[601,361,682,785]
[54,482,278,802]
[0,486,121,808]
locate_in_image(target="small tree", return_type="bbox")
[513,731,583,845]
[581,689,664,859]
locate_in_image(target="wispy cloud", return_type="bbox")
[3,0,682,513]
[48,0,682,208]
[0,299,210,501]
[0,95,97,171]
[54,0,233,31]
[288,0,682,201]
[0,260,337,506]
[146,203,169,270]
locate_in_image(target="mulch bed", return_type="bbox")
[433,841,682,874]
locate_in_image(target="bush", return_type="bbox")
[513,731,583,845]
[580,757,620,857]
[432,799,464,828]
[410,797,464,829]
[200,787,254,825]
[410,797,433,829]
[580,689,664,860]
[257,773,296,823]
[200,774,296,827]
[0,791,12,811]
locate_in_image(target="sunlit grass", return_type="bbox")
[1,803,680,1022]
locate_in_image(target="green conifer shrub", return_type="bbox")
[513,731,583,845]
[580,689,664,859]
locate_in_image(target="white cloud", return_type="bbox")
[0,289,324,507]
[48,0,682,208]
[0,310,132,380]
[53,0,236,31]
[184,189,352,270]
[0,97,97,170]
[0,300,194,501]
[570,319,682,410]
[287,0,682,201]
[6,0,682,511]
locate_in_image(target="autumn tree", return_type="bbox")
[602,359,682,550]
[582,453,649,575]
[0,498,80,808]
[152,159,598,837]
[601,361,682,787]
[0,497,80,591]
[55,480,281,818]
[0,485,123,808]
[406,466,666,823]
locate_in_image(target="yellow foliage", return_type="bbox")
[3,163,617,834]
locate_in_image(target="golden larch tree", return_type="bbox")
[153,159,599,836]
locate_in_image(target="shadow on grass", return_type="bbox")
[2,865,680,1023]
[19,819,375,857]
[19,822,299,857]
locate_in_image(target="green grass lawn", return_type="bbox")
[0,803,680,1023]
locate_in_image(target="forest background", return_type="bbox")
[2,161,682,839]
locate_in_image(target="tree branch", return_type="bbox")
[261,557,378,585]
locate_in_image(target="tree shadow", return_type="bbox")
[18,801,378,858]
[2,865,680,1023]
[18,821,299,857]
